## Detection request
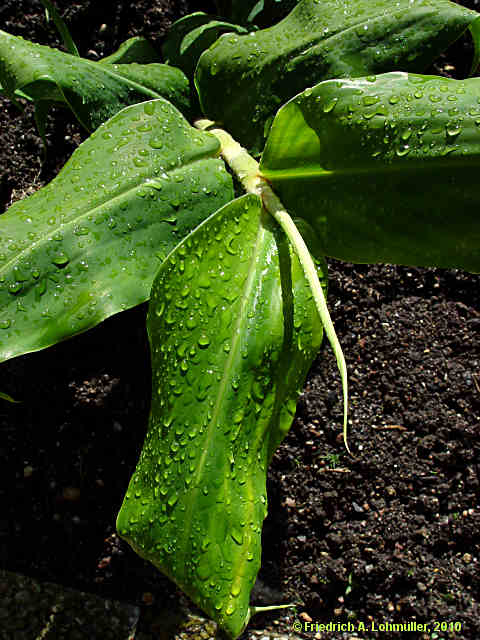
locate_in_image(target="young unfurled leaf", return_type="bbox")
[163,12,248,82]
[0,30,191,131]
[214,0,299,27]
[0,99,233,363]
[196,0,480,152]
[39,0,80,57]
[0,391,21,403]
[260,72,480,272]
[117,194,325,639]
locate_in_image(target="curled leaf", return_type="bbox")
[117,194,325,638]
[163,12,248,82]
[0,30,191,131]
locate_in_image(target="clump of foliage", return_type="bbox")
[1,0,479,637]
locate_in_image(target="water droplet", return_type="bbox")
[186,316,197,330]
[362,95,379,106]
[322,98,338,113]
[0,319,11,329]
[167,493,178,508]
[446,124,461,138]
[8,282,22,294]
[196,556,210,581]
[144,101,156,116]
[231,577,242,597]
[134,157,148,168]
[395,144,410,157]
[52,251,69,267]
[198,334,210,349]
[149,137,164,149]
[231,527,244,545]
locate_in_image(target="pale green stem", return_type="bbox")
[195,119,351,455]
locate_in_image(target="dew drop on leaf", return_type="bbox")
[322,98,338,113]
[8,282,22,294]
[144,101,156,116]
[198,334,210,348]
[446,125,462,138]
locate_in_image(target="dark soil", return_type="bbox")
[1,1,479,639]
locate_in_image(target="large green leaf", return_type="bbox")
[162,12,248,82]
[0,99,233,363]
[196,0,480,152]
[0,30,190,131]
[260,72,480,272]
[117,194,325,639]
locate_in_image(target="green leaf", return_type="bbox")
[260,72,480,272]
[116,194,325,639]
[0,98,233,364]
[215,0,299,26]
[163,12,248,82]
[0,30,191,131]
[99,37,161,65]
[196,0,480,152]
[40,0,80,57]
[0,391,21,403]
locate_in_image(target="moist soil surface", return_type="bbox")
[1,1,479,639]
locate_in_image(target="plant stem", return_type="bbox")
[195,119,351,454]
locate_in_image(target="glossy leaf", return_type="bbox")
[260,72,480,272]
[0,98,233,363]
[117,194,325,638]
[100,37,161,65]
[0,30,190,131]
[163,13,248,82]
[196,0,480,152]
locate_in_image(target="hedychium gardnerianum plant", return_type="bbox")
[1,0,480,637]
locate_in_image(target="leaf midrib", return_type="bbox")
[260,156,480,181]
[178,204,265,579]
